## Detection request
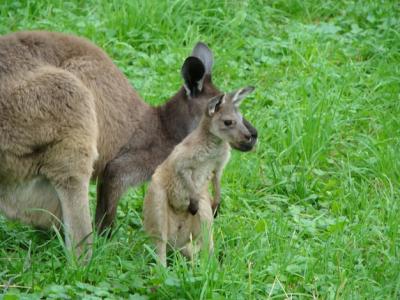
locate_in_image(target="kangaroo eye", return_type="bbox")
[224,120,233,126]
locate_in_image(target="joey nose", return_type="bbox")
[243,118,257,142]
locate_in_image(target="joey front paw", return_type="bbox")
[188,198,199,215]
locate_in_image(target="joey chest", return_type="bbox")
[190,160,216,190]
[182,145,227,187]
[165,155,219,209]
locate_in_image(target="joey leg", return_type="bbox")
[197,196,215,254]
[181,242,196,261]
[180,231,213,261]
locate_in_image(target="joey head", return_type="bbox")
[187,86,256,216]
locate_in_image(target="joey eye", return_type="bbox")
[224,120,233,127]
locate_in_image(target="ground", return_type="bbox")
[0,0,399,299]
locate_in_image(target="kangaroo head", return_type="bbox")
[177,42,220,130]
[164,43,257,150]
[206,86,256,152]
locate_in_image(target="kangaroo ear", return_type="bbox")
[181,56,206,98]
[232,86,255,107]
[207,94,225,116]
[191,42,213,75]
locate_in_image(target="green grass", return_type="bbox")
[1,0,399,298]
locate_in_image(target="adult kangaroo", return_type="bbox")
[0,31,257,259]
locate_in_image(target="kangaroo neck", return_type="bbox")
[157,88,196,143]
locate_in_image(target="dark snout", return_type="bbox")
[230,118,258,152]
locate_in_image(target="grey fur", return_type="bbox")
[143,88,255,266]
[0,31,258,260]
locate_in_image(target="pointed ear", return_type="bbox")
[232,86,255,107]
[181,56,206,98]
[207,94,225,116]
[191,42,213,75]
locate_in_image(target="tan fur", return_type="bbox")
[0,31,153,258]
[0,30,258,261]
[143,88,254,266]
[0,31,129,258]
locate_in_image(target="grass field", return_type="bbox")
[0,0,399,299]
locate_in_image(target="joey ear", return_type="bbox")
[181,56,206,98]
[191,42,213,75]
[232,86,255,107]
[207,94,225,116]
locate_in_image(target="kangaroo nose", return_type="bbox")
[244,133,252,142]
[251,130,257,139]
